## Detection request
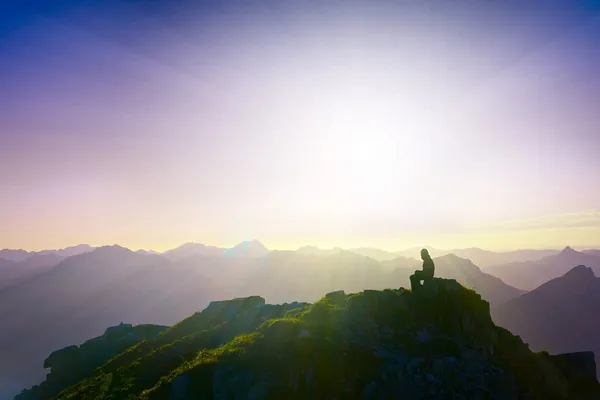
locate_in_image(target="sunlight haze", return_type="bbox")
[1,1,599,252]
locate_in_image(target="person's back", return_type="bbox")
[421,249,434,277]
[410,248,435,291]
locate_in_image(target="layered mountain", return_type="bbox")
[0,253,65,290]
[450,248,559,268]
[493,265,600,378]
[390,254,525,307]
[0,245,93,262]
[35,245,95,258]
[296,245,343,257]
[19,279,600,399]
[0,243,540,398]
[163,240,269,261]
[395,247,558,268]
[0,257,15,269]
[349,247,404,261]
[380,255,421,269]
[0,249,31,262]
[224,239,270,258]
[0,246,95,291]
[163,242,226,261]
[485,247,600,291]
[237,250,393,304]
[0,246,231,398]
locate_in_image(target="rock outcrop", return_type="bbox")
[23,279,600,399]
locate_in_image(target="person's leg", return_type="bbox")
[411,270,424,291]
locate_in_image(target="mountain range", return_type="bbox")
[2,241,600,398]
[0,245,94,262]
[493,264,600,379]
[485,246,600,291]
[16,279,600,400]
[296,245,562,267]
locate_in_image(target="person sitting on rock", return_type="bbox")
[410,248,435,291]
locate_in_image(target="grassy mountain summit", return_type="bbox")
[19,279,599,400]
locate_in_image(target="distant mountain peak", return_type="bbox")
[94,245,133,255]
[560,246,577,255]
[564,264,596,279]
[226,240,269,257]
[233,239,266,248]
[436,253,471,264]
[179,242,206,248]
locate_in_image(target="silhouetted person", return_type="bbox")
[410,249,435,291]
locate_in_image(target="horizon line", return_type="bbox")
[3,241,598,255]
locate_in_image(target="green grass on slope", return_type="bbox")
[55,299,308,400]
[56,281,600,400]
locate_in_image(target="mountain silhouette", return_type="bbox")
[0,249,30,262]
[348,247,402,261]
[17,279,600,399]
[35,244,94,258]
[493,264,600,379]
[381,255,421,269]
[485,246,600,290]
[164,242,226,260]
[0,253,65,290]
[0,245,93,263]
[225,240,270,258]
[393,247,558,267]
[448,247,559,268]
[0,243,577,397]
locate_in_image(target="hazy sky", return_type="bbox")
[1,0,600,252]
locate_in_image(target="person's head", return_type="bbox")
[420,248,430,260]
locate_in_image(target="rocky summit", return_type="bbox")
[18,279,600,399]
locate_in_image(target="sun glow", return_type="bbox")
[2,0,599,252]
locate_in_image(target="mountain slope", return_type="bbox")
[224,240,269,258]
[0,253,65,290]
[163,242,225,261]
[348,247,400,261]
[24,279,600,399]
[486,247,600,290]
[493,264,600,378]
[393,247,557,267]
[449,248,559,268]
[0,246,230,398]
[0,249,30,262]
[0,257,16,269]
[36,244,95,258]
[16,323,167,400]
[390,254,525,307]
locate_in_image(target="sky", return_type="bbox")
[1,0,600,252]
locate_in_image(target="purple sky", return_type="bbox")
[1,0,600,251]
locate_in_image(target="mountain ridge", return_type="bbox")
[493,264,600,379]
[485,246,600,291]
[17,278,600,400]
